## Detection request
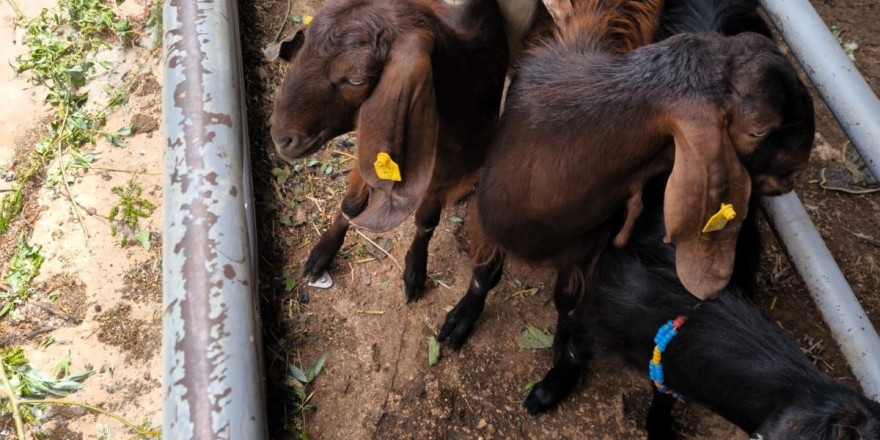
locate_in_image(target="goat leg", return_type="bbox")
[524,268,594,414]
[644,386,678,440]
[302,168,369,280]
[437,246,505,350]
[403,196,443,302]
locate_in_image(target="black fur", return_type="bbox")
[656,0,771,41]
[527,178,880,439]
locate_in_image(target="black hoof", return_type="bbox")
[437,294,486,350]
[522,364,580,415]
[403,252,428,303]
[303,242,339,281]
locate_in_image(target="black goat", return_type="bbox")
[523,177,880,440]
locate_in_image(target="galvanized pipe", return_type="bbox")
[762,192,880,400]
[162,0,267,438]
[759,0,880,179]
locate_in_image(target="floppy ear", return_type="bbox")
[664,106,751,299]
[349,34,438,232]
[264,29,305,62]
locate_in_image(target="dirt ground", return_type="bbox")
[1,0,876,439]
[0,1,163,438]
[241,0,880,439]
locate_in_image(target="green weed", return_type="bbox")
[0,347,161,439]
[284,354,327,439]
[0,0,134,235]
[109,178,156,247]
[1,234,45,319]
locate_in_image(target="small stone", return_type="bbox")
[361,268,371,286]
[476,419,487,430]
[102,381,117,393]
[298,289,310,304]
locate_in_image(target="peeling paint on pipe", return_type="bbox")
[762,193,880,400]
[162,0,267,438]
[758,0,880,401]
[759,0,880,179]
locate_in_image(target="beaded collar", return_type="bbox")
[648,316,688,398]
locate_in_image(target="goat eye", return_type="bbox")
[749,131,769,138]
[346,78,365,86]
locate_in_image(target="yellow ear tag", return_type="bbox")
[702,203,736,233]
[303,16,313,26]
[373,152,402,182]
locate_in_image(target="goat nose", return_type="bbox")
[275,136,292,150]
[273,132,304,153]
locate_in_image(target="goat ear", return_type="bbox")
[829,404,869,440]
[664,106,751,299]
[264,29,305,62]
[348,34,437,232]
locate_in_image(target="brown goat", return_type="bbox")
[438,0,665,349]
[438,0,815,349]
[268,0,509,301]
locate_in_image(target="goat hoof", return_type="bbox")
[437,295,485,350]
[403,250,428,303]
[523,380,566,415]
[403,264,427,303]
[404,283,426,303]
[303,244,337,281]
[522,364,580,415]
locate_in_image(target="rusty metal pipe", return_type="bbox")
[162,0,267,438]
[762,192,880,400]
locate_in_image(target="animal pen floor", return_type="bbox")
[241,0,880,438]
[0,0,876,439]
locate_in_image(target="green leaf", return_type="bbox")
[271,167,290,185]
[70,150,99,166]
[428,337,440,366]
[306,353,327,382]
[378,281,389,291]
[52,350,72,377]
[288,364,307,383]
[116,123,133,136]
[518,325,553,350]
[133,230,151,251]
[284,272,297,292]
[447,216,463,223]
[312,353,326,378]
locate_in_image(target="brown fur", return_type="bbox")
[438,0,666,349]
[477,29,814,299]
[268,0,509,301]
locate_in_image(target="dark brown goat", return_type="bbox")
[268,0,509,301]
[438,0,815,349]
[438,0,666,349]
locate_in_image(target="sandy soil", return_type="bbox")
[0,1,163,439]
[239,0,880,439]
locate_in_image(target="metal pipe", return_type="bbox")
[759,0,880,179]
[762,192,880,400]
[162,0,267,438]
